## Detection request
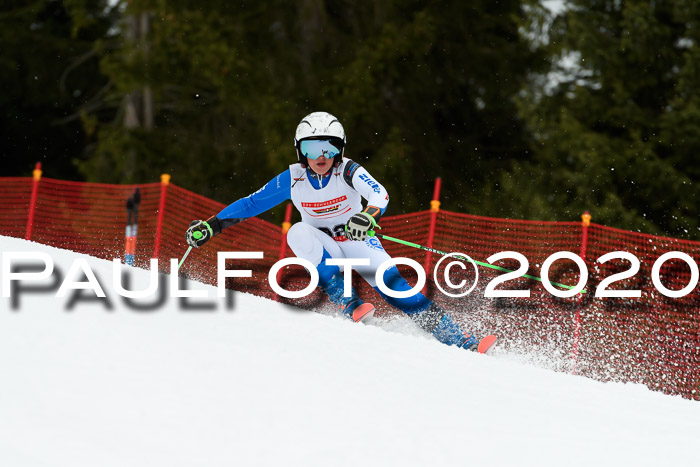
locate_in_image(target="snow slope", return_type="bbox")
[1,236,700,467]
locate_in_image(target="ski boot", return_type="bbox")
[320,272,375,323]
[433,314,479,350]
[413,303,479,350]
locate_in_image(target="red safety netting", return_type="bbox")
[0,177,283,300]
[1,176,698,399]
[579,225,700,397]
[163,183,283,298]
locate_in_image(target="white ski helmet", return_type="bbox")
[294,111,346,168]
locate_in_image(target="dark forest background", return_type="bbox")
[2,0,700,240]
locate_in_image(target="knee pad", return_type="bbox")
[374,266,430,314]
[287,223,324,265]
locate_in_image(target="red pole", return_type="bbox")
[25,162,42,240]
[152,174,171,260]
[423,177,442,275]
[274,202,294,301]
[571,210,591,373]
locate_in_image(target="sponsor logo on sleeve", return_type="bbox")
[358,173,381,193]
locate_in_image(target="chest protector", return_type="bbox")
[289,160,361,241]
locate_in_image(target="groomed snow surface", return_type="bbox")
[1,236,700,467]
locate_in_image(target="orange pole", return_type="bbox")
[423,177,442,275]
[571,210,591,373]
[25,162,43,240]
[152,174,171,259]
[274,202,294,301]
[278,203,293,261]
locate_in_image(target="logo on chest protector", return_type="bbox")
[313,205,340,215]
[301,196,350,218]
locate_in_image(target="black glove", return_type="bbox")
[185,216,221,248]
[345,212,379,241]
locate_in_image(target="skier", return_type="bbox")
[185,111,482,351]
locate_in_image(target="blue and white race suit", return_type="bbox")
[217,158,430,313]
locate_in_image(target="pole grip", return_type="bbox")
[125,188,140,266]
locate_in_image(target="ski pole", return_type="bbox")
[177,246,193,271]
[368,231,585,294]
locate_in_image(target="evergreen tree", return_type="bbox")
[507,0,700,239]
[78,0,540,222]
[0,0,117,178]
[325,0,542,214]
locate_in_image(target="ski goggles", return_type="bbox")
[300,139,342,160]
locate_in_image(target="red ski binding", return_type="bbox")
[477,334,497,354]
[352,303,375,323]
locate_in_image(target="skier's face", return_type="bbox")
[308,155,332,174]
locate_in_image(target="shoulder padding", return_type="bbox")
[342,159,361,188]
